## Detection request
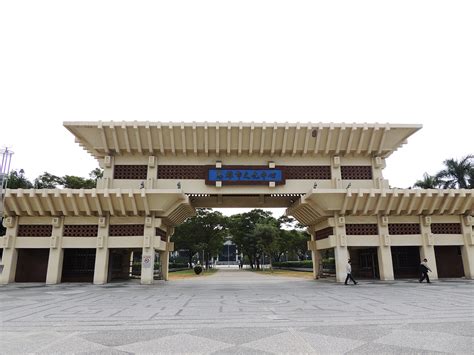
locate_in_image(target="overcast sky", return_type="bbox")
[1,1,473,217]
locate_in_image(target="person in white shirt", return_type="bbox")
[345,259,358,285]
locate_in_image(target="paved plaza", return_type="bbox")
[0,270,473,354]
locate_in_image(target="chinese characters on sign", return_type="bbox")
[207,168,284,185]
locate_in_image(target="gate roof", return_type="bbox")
[287,188,474,226]
[64,121,421,160]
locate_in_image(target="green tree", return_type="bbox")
[61,175,96,189]
[413,173,442,189]
[278,215,306,230]
[172,208,227,269]
[34,172,62,189]
[436,155,473,189]
[229,209,273,269]
[3,169,33,189]
[89,168,103,181]
[253,221,280,270]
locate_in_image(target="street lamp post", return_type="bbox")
[0,147,14,218]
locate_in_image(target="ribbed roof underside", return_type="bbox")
[287,188,474,226]
[3,189,195,226]
[64,121,421,159]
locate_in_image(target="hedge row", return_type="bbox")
[169,262,190,269]
[273,259,335,269]
[273,261,313,268]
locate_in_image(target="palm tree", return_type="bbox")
[413,173,442,189]
[468,168,474,189]
[436,155,473,189]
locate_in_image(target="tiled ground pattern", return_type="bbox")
[0,270,472,354]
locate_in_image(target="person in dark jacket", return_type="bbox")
[419,258,432,283]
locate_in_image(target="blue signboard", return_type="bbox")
[208,168,283,184]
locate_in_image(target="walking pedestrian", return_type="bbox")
[345,259,358,285]
[419,258,432,283]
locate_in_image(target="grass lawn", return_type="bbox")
[168,268,219,280]
[249,268,314,279]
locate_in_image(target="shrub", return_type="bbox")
[169,262,189,269]
[273,261,313,268]
[193,265,203,275]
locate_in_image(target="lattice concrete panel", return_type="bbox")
[63,225,99,237]
[388,223,421,235]
[109,224,145,236]
[345,224,378,235]
[17,225,52,237]
[114,165,148,180]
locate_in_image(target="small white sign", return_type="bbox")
[142,255,152,268]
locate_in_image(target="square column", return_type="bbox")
[377,216,394,281]
[419,216,438,280]
[460,215,474,279]
[146,156,157,189]
[0,217,18,284]
[94,216,110,284]
[161,226,175,281]
[308,228,321,279]
[46,217,64,284]
[331,156,342,189]
[141,216,156,285]
[160,249,170,281]
[333,215,349,283]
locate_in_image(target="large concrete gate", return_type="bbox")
[1,121,473,284]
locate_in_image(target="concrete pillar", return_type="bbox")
[308,228,321,279]
[330,156,342,189]
[333,214,349,283]
[46,217,64,284]
[94,216,110,284]
[94,249,110,284]
[141,216,155,285]
[372,157,388,189]
[161,226,174,281]
[146,155,157,189]
[334,246,349,283]
[160,250,170,281]
[96,155,114,189]
[377,216,394,280]
[460,215,474,279]
[312,248,321,280]
[0,217,18,284]
[419,216,438,280]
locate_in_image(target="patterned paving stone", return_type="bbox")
[188,327,286,346]
[402,321,474,337]
[35,335,111,354]
[374,329,473,353]
[346,342,447,354]
[301,324,394,341]
[116,334,234,354]
[0,270,472,354]
[241,330,365,354]
[79,329,178,347]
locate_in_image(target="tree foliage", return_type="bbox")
[228,209,309,269]
[413,173,442,189]
[172,208,227,269]
[413,155,473,189]
[4,168,103,189]
[436,155,473,189]
[2,169,33,189]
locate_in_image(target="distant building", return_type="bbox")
[216,240,239,265]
